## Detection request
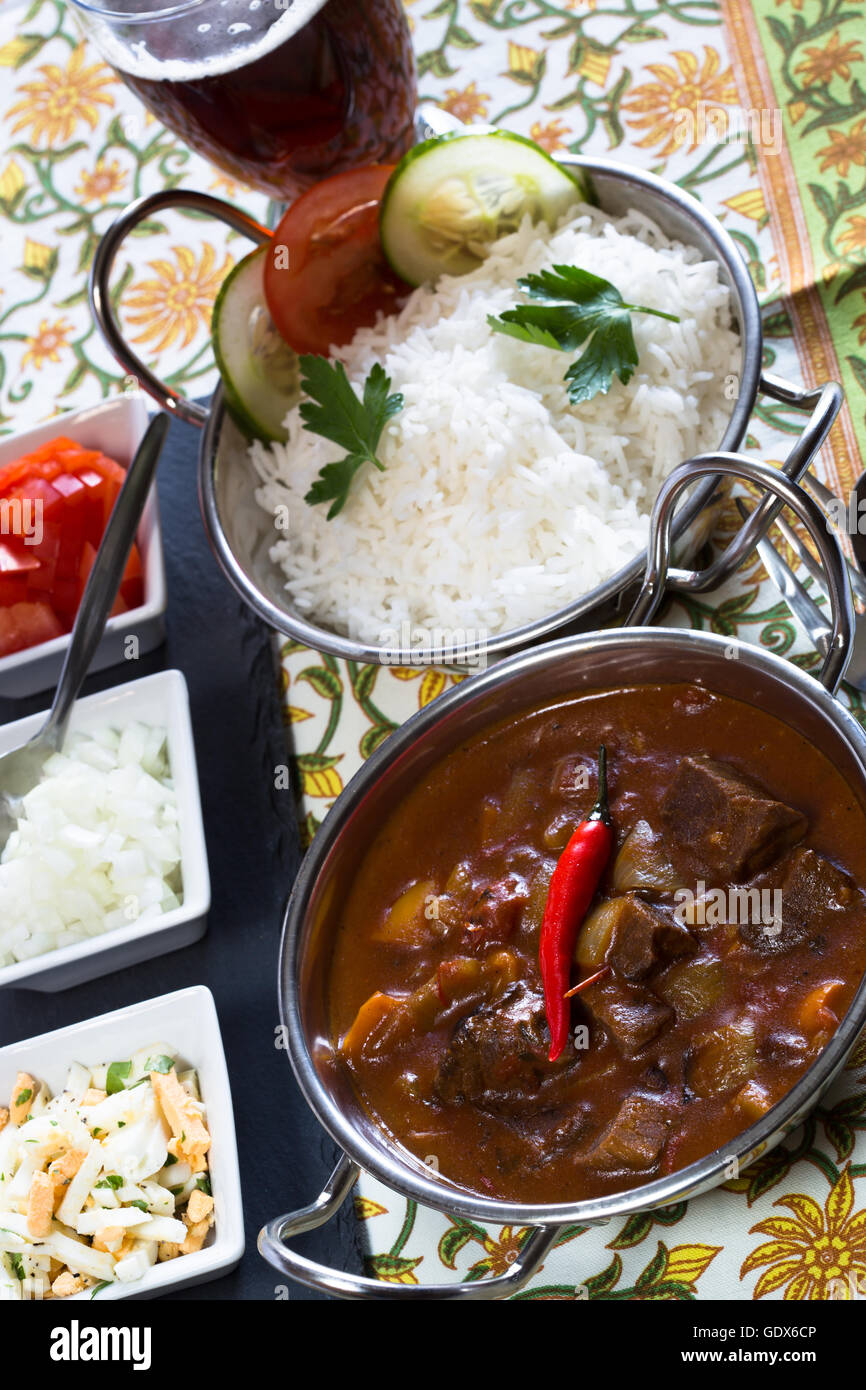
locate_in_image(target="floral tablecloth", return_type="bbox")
[2,0,866,1300]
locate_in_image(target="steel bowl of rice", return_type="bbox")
[92,155,841,667]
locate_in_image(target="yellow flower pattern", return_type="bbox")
[816,119,866,177]
[75,158,127,205]
[794,32,863,88]
[743,1169,866,1300]
[438,81,490,123]
[123,244,233,355]
[21,316,72,370]
[529,117,572,152]
[624,47,739,157]
[6,43,115,146]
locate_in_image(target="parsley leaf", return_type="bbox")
[106,1060,132,1094]
[488,264,680,404]
[300,356,403,519]
[144,1054,174,1075]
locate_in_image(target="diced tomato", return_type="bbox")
[119,544,144,611]
[50,578,81,624]
[0,435,147,656]
[51,475,89,581]
[0,540,40,607]
[78,540,97,591]
[5,478,65,565]
[0,601,64,658]
[0,438,102,493]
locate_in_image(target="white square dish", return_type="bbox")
[0,986,244,1299]
[0,394,166,699]
[0,669,210,991]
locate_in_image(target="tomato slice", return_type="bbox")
[264,165,409,356]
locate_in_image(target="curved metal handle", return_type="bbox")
[676,373,843,594]
[627,453,854,692]
[89,190,270,427]
[42,412,169,748]
[258,1153,563,1301]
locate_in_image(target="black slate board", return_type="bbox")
[0,408,364,1300]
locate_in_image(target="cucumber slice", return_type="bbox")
[380,131,590,287]
[212,247,299,443]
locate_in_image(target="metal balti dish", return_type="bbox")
[255,457,863,1301]
[89,164,842,666]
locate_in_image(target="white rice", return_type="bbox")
[251,204,740,646]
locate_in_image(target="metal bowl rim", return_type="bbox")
[199,155,762,664]
[277,626,866,1227]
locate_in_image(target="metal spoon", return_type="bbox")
[0,411,169,851]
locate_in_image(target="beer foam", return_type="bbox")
[85,0,328,83]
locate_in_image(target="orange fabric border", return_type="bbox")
[721,0,859,495]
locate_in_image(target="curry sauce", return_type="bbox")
[327,684,866,1203]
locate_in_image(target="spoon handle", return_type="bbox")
[43,411,169,748]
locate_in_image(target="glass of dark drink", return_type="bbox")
[69,0,417,201]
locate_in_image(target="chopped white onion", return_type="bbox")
[0,723,182,967]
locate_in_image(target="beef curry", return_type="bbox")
[327,683,866,1203]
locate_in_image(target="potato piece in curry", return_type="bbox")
[328,684,866,1203]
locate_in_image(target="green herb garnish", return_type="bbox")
[300,356,403,519]
[144,1055,174,1075]
[195,1176,212,1196]
[10,1253,24,1280]
[14,1088,32,1108]
[90,1281,112,1298]
[488,264,680,404]
[95,1175,124,1190]
[106,1060,132,1095]
[129,1200,149,1212]
[163,1153,178,1167]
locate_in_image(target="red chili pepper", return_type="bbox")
[539,746,614,1062]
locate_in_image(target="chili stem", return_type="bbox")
[563,965,611,999]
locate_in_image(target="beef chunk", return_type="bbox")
[660,757,806,883]
[581,976,672,1054]
[607,894,697,981]
[740,847,861,954]
[434,982,574,1118]
[759,1029,811,1069]
[463,875,528,953]
[589,1094,670,1172]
